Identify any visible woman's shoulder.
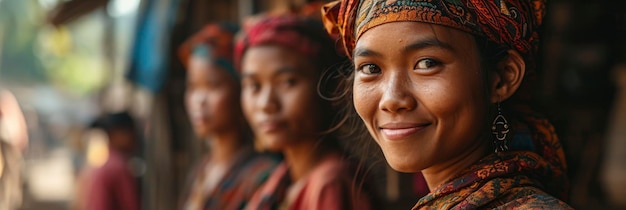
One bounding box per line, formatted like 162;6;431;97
308;153;352;183
297;153;373;210
494;186;573;210
303;153;371;198
225;152;281;193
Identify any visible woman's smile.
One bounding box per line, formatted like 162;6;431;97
379;122;431;141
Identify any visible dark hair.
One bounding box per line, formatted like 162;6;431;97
90;111;136;135
319;59;383;167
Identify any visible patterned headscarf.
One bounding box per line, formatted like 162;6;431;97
234;15;341;72
178;23;239;79
322;0;545;61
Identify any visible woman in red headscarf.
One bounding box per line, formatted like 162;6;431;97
235;15;374;210
322;0;572;209
178;23;279;210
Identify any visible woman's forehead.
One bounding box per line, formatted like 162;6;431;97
355;22;476;56
241;45;316;76
188;57;230;78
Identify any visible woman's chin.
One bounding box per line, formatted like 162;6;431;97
388;162;421;173
262;145;283;152
256;136;288;152
193;123;215;137
193;129;208;139
382;151;424;173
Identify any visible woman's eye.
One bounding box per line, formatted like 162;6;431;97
284;78;297;86
415;58;441;69
207;80;221;88
242;81;260;92
358;64;381;74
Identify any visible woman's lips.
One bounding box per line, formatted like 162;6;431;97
191;114;209;125
257;120;287;133
379;122;430;141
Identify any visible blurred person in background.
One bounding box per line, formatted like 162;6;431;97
236;14;374;210
82;111;140;210
0;89;27;209
177;23;279;210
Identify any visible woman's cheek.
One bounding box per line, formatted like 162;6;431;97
353;81;380;124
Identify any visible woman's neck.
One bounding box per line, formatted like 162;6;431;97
283;136;332;181
206;129;248;164
421;136;489;191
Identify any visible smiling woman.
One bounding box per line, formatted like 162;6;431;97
323;0;573;209
352;22;488;176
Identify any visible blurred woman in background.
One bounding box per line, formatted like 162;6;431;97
178;23;279;210
236;14;374;210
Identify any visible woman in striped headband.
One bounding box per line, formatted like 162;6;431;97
322;0;572;209
178;23;280;210
235;15;375;210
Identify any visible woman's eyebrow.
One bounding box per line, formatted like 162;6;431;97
274;67;296;76
353;37;455;58
402;37;455;54
240;67;298;80
240;72;255;79
353;47;382;58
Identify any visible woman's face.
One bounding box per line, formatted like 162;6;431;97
352;22;489;172
185;56;240;138
240;45;323;152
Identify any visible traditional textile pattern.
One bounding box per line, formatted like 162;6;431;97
412;110;570;209
181;152;279;210
178;23;239;78
322;0;545;63
234;15;340;71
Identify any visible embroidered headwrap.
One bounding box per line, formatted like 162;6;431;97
234;15;341;72
178;23;239;79
322;0;545;61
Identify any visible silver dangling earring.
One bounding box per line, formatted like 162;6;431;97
491;101;510;153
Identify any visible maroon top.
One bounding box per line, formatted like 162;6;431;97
86;149;139;210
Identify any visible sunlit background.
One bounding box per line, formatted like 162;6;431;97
1;0;141;208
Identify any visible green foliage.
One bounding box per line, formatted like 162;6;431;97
1;0;109;96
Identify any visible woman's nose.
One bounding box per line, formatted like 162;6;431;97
379;72;417;113
258;86;280;114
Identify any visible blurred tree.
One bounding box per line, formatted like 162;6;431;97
0;0;109;96
0;0;47;83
